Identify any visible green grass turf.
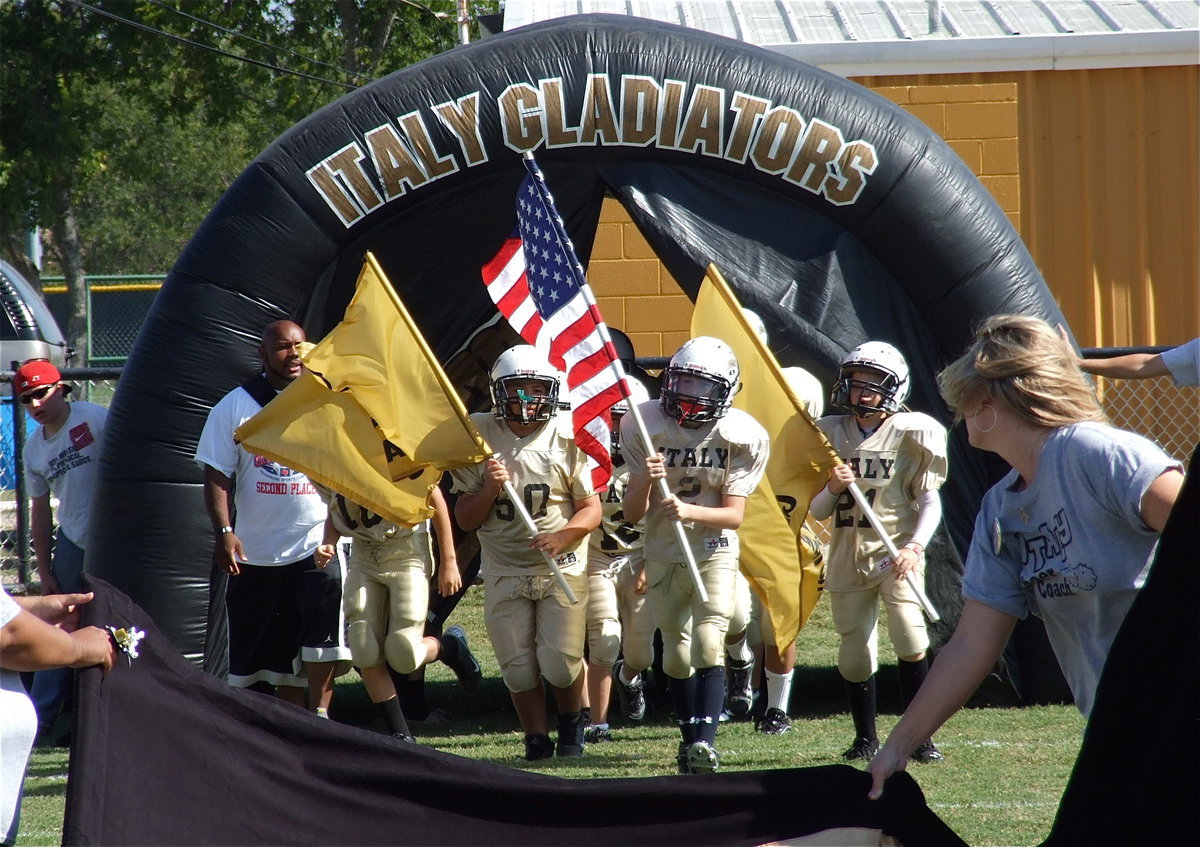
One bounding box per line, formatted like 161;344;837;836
17;588;1085;846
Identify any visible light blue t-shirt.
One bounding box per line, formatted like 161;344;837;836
962;422;1181;717
1161;338;1199;387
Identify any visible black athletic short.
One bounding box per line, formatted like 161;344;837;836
225;555;343;686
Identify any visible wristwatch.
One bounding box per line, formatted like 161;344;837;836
219;525;234;535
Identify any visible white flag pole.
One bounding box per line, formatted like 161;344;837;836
846;483;939;621
522;151;708;603
498;474;579;605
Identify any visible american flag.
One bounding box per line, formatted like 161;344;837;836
482;154;628;491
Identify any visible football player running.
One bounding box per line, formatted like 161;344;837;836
810;342;948;764
583;378;656;742
622;337;769;774
314;486;481;743
450;345;601;761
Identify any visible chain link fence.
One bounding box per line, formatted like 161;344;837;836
41;276;162;365
3;357;1197;594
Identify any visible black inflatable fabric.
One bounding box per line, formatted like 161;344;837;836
87;15;1066;670
65;576;967;846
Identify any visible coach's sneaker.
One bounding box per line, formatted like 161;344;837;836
726;658;754;717
556;710;586;757
685;740;720;774
911;739;944;763
524;733;554;761
440;625;483;694
842;736;880;762
612;659;647;721
755;707;792;736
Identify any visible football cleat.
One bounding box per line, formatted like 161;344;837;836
725;658;754;717
440;626;483;694
611;659;647;721
524;733;554;761
911;739;944;763
676;741;690;774
755;707;792;736
584;725;614;743
685;740;720;774
842;736;880;762
390;732;416;744
556;711;586;757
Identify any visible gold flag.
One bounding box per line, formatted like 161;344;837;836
302;253;490;468
236;253;492;526
236;372;444;526
690;265;840;649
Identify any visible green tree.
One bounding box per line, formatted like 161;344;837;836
1;0;481;360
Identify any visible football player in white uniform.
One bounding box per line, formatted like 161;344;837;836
810;342;948;764
582;378;655;742
622;337;769;774
314;487;481;743
450;346;601;761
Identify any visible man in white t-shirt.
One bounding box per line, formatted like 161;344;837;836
195;321;349;715
17;359;108;741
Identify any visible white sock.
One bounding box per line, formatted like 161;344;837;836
765;668;794;712
725;636;753;665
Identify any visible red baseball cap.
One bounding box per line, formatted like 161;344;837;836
15;360;62;395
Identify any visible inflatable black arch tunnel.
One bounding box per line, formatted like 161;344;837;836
90;14;1066;669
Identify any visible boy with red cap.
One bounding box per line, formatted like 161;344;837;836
15;359;109;741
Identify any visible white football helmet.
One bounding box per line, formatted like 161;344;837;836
782;365;825;419
610;376;651;455
660;336;740;425
490;345;562;424
831;341;910;417
741;308;769;345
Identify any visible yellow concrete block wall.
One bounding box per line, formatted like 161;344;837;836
586;82;1020;359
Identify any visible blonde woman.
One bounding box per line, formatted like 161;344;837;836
868;315;1184;800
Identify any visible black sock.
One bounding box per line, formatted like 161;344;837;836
897;658;930;710
377;696;412;738
557;710;584;748
843;675;878;741
669;674;698;744
695;666;725;745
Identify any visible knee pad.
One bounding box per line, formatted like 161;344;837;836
837;634;878;682
537;643;583;690
347;619;383;669
383;627;426;676
660;632;694;680
693;616;730;670
587;617;622;668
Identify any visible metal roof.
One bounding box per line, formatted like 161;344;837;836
499;1;1200;75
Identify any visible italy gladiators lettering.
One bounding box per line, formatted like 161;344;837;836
306;73;879;227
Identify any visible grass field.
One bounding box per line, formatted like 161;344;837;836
15;587;1086;847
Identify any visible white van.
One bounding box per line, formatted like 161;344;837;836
0;259;73;369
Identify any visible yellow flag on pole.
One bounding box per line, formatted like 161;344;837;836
236;372;444;526
236;253;491;526
301;253;491;467
690;265;840;649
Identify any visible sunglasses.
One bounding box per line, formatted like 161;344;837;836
18;385;57;405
